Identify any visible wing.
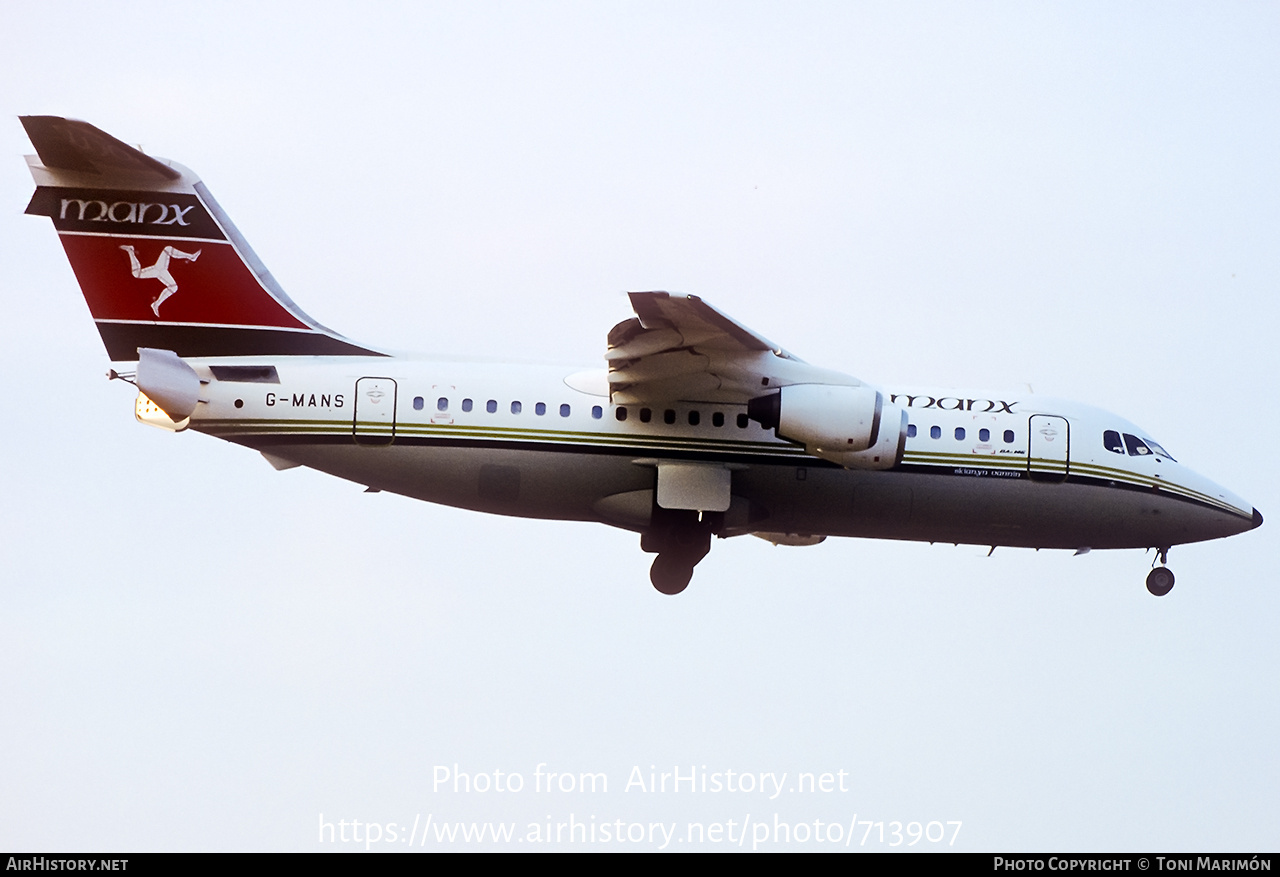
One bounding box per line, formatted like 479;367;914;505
606;291;853;405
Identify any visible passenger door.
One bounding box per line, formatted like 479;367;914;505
353;377;397;445
1027;415;1069;482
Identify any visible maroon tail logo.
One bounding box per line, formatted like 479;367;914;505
120;244;202;316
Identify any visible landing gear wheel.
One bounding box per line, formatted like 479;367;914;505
650;554;694;595
1146;566;1175;597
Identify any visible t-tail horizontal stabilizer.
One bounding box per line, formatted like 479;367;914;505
21;116;383;361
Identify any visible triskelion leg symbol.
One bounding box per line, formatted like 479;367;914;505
120;244;202;316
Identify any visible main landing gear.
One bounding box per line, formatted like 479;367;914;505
1146;547;1175;597
642;508;717;595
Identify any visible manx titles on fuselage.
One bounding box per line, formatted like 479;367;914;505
20;115;1261;595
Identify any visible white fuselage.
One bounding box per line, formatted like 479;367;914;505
178;355;1257;553
21;115;1260;596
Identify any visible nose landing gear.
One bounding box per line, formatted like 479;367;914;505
1146;547;1175;597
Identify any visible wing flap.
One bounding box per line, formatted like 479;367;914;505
604;322;685;361
607;291;819;404
608;349;711;384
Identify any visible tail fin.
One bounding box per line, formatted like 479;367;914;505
21;116;382;361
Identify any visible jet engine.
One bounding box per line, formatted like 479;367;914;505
747;384;907;470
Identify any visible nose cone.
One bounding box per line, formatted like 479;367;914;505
1167;466;1260;544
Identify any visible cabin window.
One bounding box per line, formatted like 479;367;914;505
535;402;546;416
511;401;522;414
663;409;676;425
930;426;941;439
1103;430;1124;454
1003;430;1015;443
737;413;750;428
954;427;965;440
688;410;700;426
592;405;603;419
413;396;424;411
462;398;473;412
640;408;652;423
712;412;725;427
486;399;497;414
1123;433;1152;457
437;397;448;412
907;424;917;438
979;428;990;442
559;404;571;417
616;407;628;422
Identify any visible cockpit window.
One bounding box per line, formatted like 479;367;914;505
1103;430;1124;454
1143;439;1176;461
1123;433;1152;456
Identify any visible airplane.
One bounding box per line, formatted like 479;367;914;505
20;115;1263;597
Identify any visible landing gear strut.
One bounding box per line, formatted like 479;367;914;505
641;508;717;595
1146;547;1175;597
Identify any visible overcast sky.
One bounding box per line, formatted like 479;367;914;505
1;2;1277;851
